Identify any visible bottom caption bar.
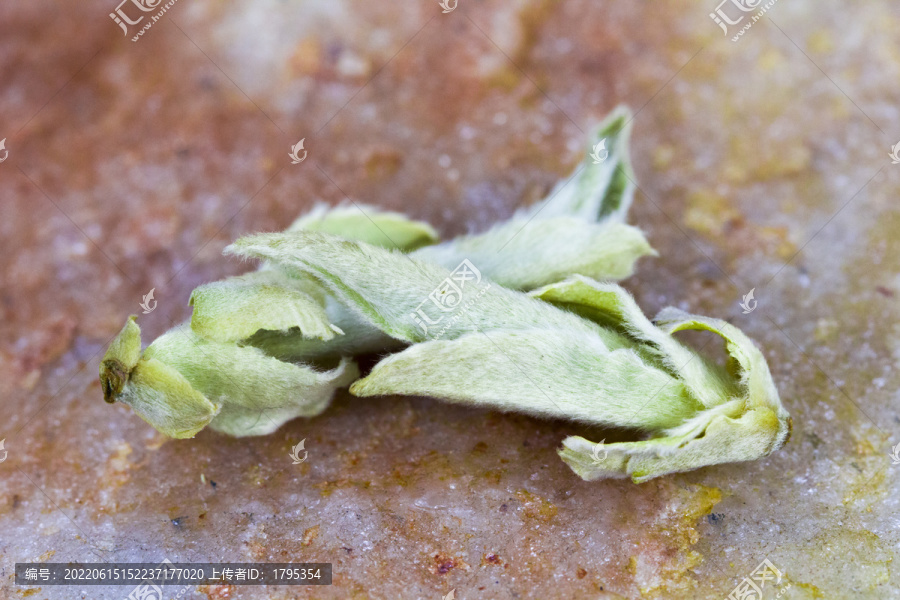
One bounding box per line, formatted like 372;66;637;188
15;563;332;586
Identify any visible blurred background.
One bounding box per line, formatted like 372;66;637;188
1;0;899;598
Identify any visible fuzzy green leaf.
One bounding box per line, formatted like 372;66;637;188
100;317;220;437
414;216;654;290
99;109;661;443
102;318;358;438
189;270;341;343
533;279;791;481
144;325;358;436
411;106;650;289
287;202;439;251
230;233;790;481
518;105;636;223
216;113;650;360
226;232;624;349
349;329;701;431
100;315;143;403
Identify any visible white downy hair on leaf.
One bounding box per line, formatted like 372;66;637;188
100;317;358;438
286;202;439;251
101;203;435;438
228;232;791;482
100;109;682;456
235;109;652;361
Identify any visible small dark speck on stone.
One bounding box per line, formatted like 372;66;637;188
876;286;895;298
707;513;724;524
171;517;186;527
499;504;508;513
209;480;217;488
342;547;353;554
806;433;823;449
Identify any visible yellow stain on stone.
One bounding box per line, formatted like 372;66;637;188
635;484;723;598
302;524;320;547
807;30;834;54
515;489;558;523
653;144;675;171
36;550;55;561
684;190;741;236
758;48;787;71
289;37;322;76
814;318;840;342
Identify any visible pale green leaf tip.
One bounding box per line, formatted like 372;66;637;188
100;317;220;438
550;294;792;482
125;356;221;439
207;355;359;437
100;315;142;404
188;274;338;343
286;202;439;251
344;265;788;482
559;409;792;483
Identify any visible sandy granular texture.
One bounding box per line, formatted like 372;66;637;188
1;0;898;598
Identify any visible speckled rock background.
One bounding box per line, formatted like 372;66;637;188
1;0;899;598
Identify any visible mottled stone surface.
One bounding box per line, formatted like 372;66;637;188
1;0;899;598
